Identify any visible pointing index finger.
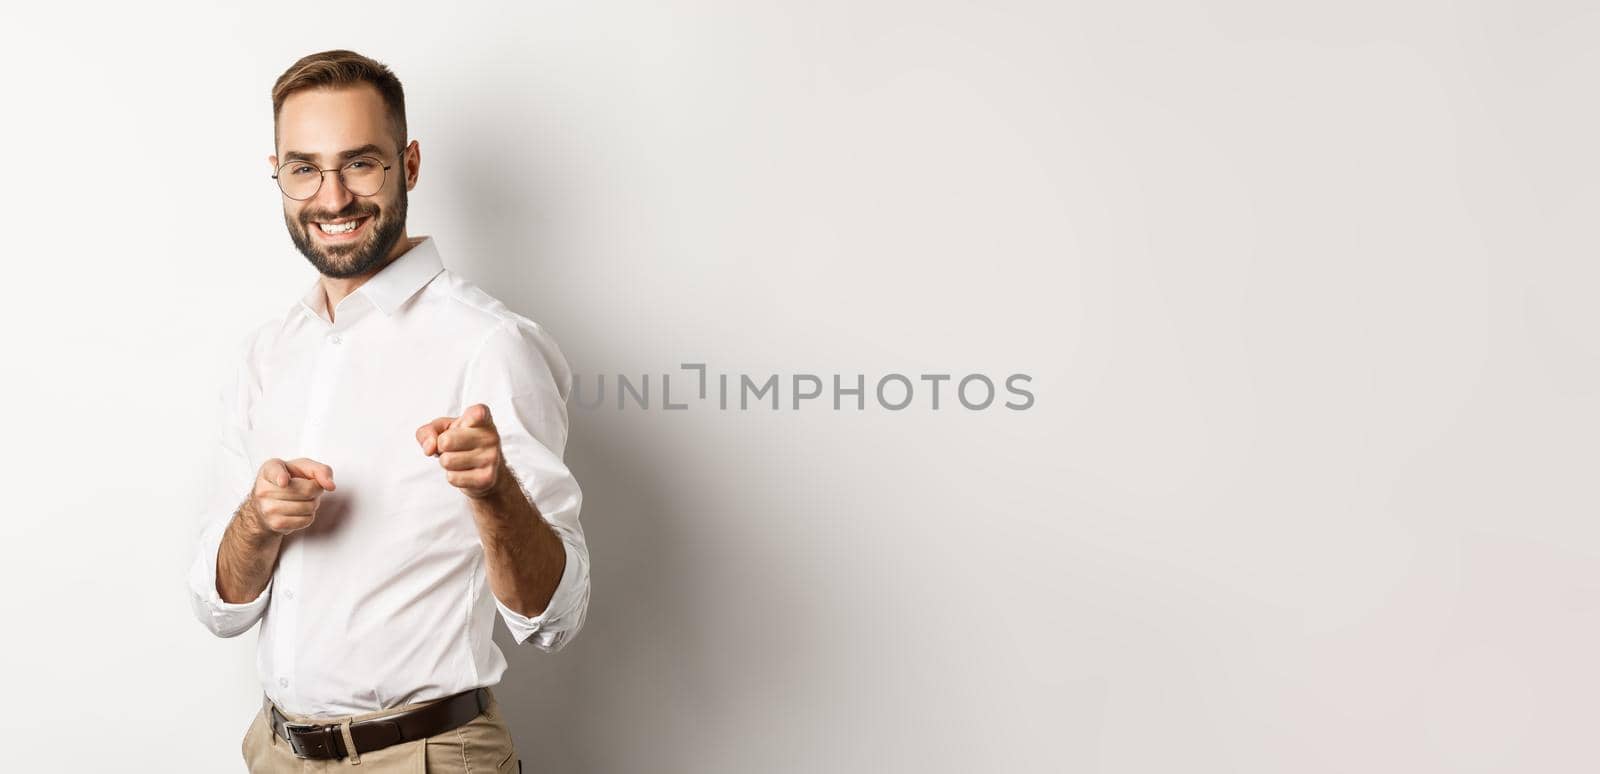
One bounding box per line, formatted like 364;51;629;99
417;416;454;456
286;458;336;491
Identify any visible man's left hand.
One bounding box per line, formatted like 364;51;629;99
416;403;505;499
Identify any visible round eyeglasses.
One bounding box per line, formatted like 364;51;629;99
272;151;401;201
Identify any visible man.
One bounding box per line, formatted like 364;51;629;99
185;49;590;774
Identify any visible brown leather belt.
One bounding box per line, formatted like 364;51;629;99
265;687;488;760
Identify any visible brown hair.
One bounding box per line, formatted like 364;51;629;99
271;49;407;155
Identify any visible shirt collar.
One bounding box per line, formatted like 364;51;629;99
295;235;445;321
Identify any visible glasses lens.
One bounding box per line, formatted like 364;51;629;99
341;157;386;197
277;161;322;200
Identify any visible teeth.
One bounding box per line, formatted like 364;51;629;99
318;219;362;234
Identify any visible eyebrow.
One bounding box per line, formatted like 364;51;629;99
281;144;386;163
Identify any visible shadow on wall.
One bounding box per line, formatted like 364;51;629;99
445;134;716;773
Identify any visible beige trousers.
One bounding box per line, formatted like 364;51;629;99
240;687;521;773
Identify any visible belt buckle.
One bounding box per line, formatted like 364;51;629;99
283;721;323;759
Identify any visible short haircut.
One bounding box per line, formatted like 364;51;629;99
271;49;407;156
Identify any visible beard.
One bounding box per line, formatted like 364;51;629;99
285;188;408;279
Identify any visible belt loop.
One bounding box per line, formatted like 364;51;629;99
339;716;362;765
262;695;279;749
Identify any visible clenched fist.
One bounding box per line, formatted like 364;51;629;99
416;403;505;499
244;457;336;537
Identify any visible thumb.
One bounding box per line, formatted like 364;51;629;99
262;458;290;489
460;403;493;429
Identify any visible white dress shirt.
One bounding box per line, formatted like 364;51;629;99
186;235;590;718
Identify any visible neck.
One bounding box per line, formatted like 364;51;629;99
320;229;411;321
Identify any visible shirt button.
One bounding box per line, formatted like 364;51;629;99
285;589;295;600
328;334;342;345
279;677;288;688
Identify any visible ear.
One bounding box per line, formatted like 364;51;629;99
267;153;278;170
404;140;420;191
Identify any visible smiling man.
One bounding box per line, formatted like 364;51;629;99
185;50;590;774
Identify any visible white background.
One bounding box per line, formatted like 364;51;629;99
1;2;1593;772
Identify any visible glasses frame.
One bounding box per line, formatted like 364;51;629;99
271;148;406;201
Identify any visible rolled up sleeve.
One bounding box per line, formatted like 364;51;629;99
186;326;271;638
465;318;592;652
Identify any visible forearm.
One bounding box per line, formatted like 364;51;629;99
471;461;567;617
216;497;284;604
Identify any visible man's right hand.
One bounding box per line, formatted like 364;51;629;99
242;457;336;537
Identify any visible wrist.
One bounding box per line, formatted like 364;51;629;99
466;458;518;505
236;498;282;546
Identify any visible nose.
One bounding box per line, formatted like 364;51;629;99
309;168;355;217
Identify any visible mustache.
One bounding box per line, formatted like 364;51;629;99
302;205;378;224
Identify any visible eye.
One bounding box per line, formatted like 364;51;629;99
288;164;315;175
347;160;372;170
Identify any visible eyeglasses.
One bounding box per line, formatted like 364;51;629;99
272;149;403;201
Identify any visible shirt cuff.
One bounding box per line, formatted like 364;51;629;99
187;527;274;638
492;538;583;649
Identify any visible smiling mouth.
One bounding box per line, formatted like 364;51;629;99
310;215;371;239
